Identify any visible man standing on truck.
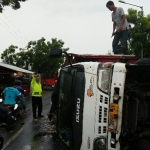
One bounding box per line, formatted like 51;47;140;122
106;1;129;55
31;73;44;120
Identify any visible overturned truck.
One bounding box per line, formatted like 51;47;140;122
49;49;150;150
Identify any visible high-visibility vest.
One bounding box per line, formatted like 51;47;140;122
31;76;42;97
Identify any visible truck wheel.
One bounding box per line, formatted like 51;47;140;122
135;58;150;65
0;135;4;150
130;139;150;150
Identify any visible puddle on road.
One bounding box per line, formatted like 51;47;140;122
31;132;68;150
31;118;68;150
23;144;31;150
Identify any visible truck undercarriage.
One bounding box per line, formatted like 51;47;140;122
120;65;150;150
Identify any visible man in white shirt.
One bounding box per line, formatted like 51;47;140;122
106;1;129;55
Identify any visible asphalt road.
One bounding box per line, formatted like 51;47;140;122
1;91;68;150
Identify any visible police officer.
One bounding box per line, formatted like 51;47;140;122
31;73;44;120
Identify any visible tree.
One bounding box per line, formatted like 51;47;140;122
0;0;27;13
1;45;18;64
126;9;150;57
1;37;69;75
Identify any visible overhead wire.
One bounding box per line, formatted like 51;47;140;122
0;19;26;46
0;14;28;46
2;13;29;43
0;14;27;44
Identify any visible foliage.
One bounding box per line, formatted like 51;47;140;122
126;9;150;57
1;37;69;75
1;45;18;64
0;0;27;13
107;50;113;55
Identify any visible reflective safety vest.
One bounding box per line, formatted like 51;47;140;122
31;76;42;97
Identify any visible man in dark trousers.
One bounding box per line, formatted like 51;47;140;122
31;73;44;120
106;1;129;55
48;80;59;122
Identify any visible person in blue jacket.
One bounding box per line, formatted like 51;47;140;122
2;82;24;124
14;80;27;113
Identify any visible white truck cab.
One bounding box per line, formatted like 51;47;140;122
49;49;150;150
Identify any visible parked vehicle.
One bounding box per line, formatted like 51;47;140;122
3;103;18;118
0;98;18;130
0;63;33;97
41;78;57;90
49;49;150;150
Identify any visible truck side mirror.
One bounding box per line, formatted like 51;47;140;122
49;48;74;67
49;48;62;57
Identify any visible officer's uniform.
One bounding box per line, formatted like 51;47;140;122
31;75;43;119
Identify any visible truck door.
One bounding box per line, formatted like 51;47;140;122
57;65;85;150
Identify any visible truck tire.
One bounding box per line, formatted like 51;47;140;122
0;135;4;150
130;139;150;150
135;58;150;65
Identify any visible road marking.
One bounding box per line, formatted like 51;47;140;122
2;119;32;150
2;96;51;149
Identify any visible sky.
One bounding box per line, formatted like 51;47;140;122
0;0;149;56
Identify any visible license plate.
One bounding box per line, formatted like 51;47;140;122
108;103;118;132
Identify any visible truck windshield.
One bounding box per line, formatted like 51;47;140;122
57;65;85;149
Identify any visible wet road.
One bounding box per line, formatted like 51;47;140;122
1;91;68;150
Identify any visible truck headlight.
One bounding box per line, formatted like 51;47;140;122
94;137;106;150
98;69;110;94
